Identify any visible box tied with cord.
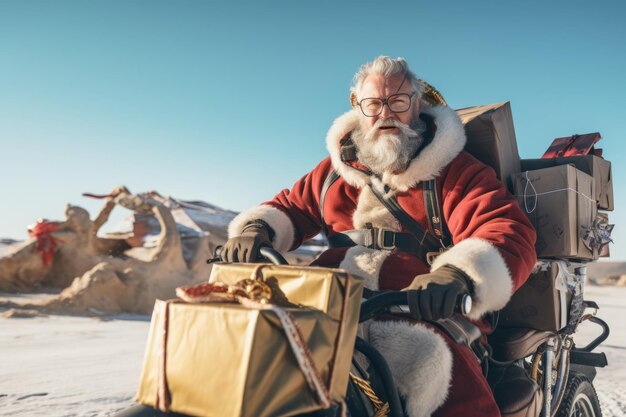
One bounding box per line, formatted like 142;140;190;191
513;165;600;260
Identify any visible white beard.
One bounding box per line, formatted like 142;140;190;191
352;117;426;175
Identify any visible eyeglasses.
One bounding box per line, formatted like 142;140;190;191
356;92;416;117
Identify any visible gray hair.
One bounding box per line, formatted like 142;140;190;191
350;56;424;99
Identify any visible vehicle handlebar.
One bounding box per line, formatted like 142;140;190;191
360;291;472;322
209;246;473;321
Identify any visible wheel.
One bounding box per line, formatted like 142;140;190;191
555;372;602;417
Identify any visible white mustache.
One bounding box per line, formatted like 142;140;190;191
373;118;419;138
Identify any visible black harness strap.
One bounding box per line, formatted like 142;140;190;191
328;227;426;253
320;169;340;237
319;169;451;264
368;179;444;255
423;179;452;248
340;144;358;162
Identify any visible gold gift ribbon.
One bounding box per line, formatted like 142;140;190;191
156;301;171;412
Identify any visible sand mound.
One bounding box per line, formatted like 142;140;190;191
1;308;43;318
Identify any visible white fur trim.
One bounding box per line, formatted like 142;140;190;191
431;238;513;320
352;186;401;230
339;246;390;290
228;205;295;252
326;110;370;188
325;105;466;190
369;321;453;417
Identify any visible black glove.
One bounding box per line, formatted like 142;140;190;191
402;264;473;321
221;221;274;263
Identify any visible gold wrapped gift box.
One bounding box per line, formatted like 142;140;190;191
137;265;363;417
209;263;363;406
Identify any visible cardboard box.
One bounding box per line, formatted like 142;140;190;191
499;261;572;331
521;155;613;211
137;301;344;417
513;165;597;259
456;102;521;191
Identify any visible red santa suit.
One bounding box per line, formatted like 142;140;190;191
229;104;537;417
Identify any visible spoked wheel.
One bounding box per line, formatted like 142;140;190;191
555;372;602;417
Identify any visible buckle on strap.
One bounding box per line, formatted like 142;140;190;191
376;228;397;250
363;224;397;250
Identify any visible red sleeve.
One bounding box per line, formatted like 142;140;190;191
441;153;537;291
261;158;334;250
429;152;537;319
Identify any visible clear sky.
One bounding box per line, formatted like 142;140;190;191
1;1;624;260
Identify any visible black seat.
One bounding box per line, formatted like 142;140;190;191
489;327;554;362
487;362;543;417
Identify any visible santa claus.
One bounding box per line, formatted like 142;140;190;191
223;56;537;417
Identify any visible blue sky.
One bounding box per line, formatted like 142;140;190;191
1;1;624;260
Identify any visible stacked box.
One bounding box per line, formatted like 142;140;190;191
512;165;597;260
499;261;572;331
521;155;613;210
456;102;521;191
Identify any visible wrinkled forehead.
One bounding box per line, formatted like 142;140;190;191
357;73;411;99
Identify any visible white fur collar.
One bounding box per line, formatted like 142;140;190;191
325;105;467;191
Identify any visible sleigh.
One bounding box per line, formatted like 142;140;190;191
113;245;609;417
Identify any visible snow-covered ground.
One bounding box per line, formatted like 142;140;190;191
578;285;626;417
0;313;150;417
1;286;625;417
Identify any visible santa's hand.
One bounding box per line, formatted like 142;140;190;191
221;222;273;263
403;265;473;321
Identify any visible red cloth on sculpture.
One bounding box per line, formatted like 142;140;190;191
28;219;61;267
